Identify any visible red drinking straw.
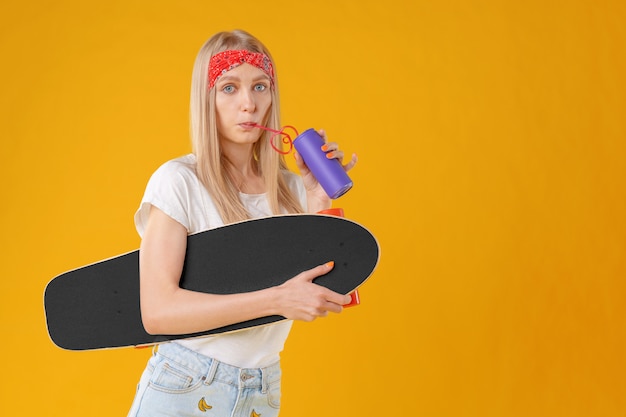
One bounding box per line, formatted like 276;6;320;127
253;124;298;155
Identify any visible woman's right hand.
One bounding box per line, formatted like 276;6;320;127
273;261;353;321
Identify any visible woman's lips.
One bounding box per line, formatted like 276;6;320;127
240;122;259;130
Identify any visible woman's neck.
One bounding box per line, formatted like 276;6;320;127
222;148;265;194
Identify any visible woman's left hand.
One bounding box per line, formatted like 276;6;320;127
294;129;357;212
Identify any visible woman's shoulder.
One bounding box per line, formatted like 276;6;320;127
281;169;305;189
280;169;306;207
280;168;302;183
155;154;197;174
149;154;198;182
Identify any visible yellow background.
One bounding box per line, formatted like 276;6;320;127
1;0;625;416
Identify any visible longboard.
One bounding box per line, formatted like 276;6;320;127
44;214;379;351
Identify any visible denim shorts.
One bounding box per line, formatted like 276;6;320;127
127;342;282;417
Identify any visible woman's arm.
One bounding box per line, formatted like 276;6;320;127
139;206;351;335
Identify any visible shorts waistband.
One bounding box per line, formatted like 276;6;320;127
155;342;281;390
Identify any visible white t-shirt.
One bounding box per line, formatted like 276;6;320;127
135;154;307;368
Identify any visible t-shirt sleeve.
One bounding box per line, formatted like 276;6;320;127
134;161;193;238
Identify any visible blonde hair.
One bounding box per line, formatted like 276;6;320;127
189;30;304;224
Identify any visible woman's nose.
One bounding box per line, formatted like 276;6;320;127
240;90;256;112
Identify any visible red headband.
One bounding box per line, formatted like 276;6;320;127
208;50;275;89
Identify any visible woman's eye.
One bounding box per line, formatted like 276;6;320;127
254;84;267;92
222;85;235;93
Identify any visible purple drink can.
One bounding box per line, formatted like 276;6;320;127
293;128;353;199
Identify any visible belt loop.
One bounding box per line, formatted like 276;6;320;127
261;366;268;394
204;358;219;386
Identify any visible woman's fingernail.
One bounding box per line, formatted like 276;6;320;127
321;144;329;152
325;261;335;269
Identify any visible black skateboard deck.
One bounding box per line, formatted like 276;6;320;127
44;214;379;351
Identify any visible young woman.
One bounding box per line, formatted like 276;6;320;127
127;30;357;417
